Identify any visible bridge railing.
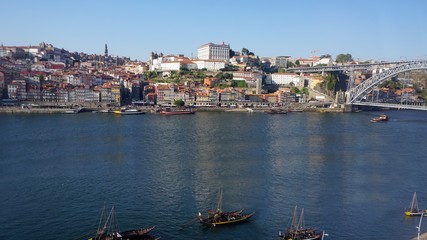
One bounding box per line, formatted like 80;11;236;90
353;102;427;111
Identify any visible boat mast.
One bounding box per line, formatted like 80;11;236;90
298;208;305;230
411;192;419;212
217;188;223;212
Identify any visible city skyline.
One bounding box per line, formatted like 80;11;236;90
1;0;426;61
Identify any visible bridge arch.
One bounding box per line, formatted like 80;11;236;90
347;60;427;103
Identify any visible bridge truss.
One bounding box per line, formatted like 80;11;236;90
347;60;427;104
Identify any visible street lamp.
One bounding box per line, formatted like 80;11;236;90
416;214;424;240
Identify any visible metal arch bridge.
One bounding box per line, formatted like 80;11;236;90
287;61;412;73
347;60;427;104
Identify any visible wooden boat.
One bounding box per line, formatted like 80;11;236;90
405;192;427;216
265;109;287;114
89;206;156;240
63;109;79;114
119;226;156;239
198;189;254;227
370;114;388;123
114;108;144;115
159;107;195;115
278;206;324;240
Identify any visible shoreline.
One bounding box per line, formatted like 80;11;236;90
0;106;345;114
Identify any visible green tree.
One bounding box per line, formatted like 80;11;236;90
336;53;353;63
241;48;254;56
143;71;158;80
287;61;296;68
301;87;309;95
320;54;332;59
174;99;185;107
291;86;300;94
295;60;300;66
233;80;247;88
325;73;337;91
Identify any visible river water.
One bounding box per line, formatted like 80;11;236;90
1;110;427;240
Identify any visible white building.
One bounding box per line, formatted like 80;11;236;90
193;60;226;71
266;73;302;86
150;55;197;71
197;42;230;61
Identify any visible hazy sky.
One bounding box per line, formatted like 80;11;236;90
1;0;426;61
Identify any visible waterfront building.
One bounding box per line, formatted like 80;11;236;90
27;87;41;102
7;80;27;99
111;85;121;105
197;42;230;61
155;83;177;104
0;71;4;99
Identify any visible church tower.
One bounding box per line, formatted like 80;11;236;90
104;44;108;57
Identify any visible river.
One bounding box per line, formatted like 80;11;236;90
1;110;427;239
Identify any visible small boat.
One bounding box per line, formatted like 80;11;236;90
89;206;157;240
63;109;80;114
98;109;114;113
114;108;144;115
159;107;195;115
370;114;388;123
405;192;427;216
278;206;324;240
198;189;254;227
265;109;287;114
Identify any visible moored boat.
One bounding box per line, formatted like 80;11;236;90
159;107;195;115
88;206;157;240
63;109;80;114
265;108;287;114
278;206;324;240
405;192;427;216
198;189;254;227
119;226;156;239
114;108;144;115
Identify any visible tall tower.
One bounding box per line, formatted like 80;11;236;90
104;44;108;57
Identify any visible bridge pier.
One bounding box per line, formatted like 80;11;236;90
344;104;353;113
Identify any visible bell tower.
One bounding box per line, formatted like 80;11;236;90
104;44;108;57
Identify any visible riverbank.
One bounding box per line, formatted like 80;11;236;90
0;106;345;114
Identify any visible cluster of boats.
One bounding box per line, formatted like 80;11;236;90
264;108;288;114
87;190;326;240
110;107;196;115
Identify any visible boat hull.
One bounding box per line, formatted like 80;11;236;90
114;110;145;115
405;210;427;216
199;212;254;227
159;111;194;115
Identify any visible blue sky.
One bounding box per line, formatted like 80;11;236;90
1;0;426;61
